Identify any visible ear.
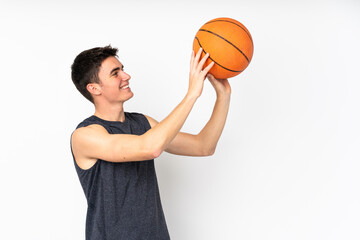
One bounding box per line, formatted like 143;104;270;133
86;83;101;97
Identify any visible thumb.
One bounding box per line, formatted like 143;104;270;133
207;73;216;82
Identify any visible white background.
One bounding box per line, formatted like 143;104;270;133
1;0;359;239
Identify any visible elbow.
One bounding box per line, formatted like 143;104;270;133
150;148;163;159
202;147;216;156
208;148;216;156
142;147;162;160
142;148;162;160
145;141;163;159
142;135;163;159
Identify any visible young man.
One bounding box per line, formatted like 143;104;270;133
70;45;231;239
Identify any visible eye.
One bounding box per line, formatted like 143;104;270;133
113;72;118;77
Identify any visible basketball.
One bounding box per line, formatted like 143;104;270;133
193;17;254;79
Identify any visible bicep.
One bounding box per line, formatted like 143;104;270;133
71;124;155;163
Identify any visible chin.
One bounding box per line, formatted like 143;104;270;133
124;92;134;101
129;91;134;98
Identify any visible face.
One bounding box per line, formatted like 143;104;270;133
93;56;133;103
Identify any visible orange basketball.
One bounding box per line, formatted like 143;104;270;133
193;17;254;79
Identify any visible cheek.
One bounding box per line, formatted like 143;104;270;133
102;82;119;93
111;79;122;88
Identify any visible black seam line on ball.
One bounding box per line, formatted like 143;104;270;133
199;28;250;63
195;37;243;73
204;19;253;44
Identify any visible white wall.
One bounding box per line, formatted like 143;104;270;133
1;0;359;239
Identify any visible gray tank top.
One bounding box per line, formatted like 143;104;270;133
70;112;170;240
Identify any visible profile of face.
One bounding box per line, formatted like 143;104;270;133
88;56;133;104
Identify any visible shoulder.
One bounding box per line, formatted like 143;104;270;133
75;115;101;129
126;112;158;128
72;124;108;146
73;115;108;137
71;124;108;170
126;112;146;120
142;114;159;128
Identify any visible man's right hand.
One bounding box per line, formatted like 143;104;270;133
187;48;214;99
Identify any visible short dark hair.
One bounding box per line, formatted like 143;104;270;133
71;45;118;103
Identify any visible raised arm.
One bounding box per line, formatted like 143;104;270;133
196;74;231;154
145;74;231;157
71;48;214;166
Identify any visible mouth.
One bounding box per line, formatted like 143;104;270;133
120;84;130;90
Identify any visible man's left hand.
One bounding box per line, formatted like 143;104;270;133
207;73;231;97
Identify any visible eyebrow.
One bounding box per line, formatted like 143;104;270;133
109;65;124;76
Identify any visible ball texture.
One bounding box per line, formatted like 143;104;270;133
193;17;254;79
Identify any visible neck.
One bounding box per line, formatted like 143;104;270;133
93;101;126;122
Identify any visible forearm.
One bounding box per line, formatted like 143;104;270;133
141;48;213;157
198;95;231;153
143;94;198;156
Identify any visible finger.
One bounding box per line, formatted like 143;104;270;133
194;47;203;64
190;50;194;63
206;73;216;81
196;52;210;72
207;75;217;88
190;50;195;69
201;61;215;76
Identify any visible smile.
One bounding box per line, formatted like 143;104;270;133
120;84;129;90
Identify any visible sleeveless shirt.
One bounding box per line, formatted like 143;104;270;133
70;112;170;240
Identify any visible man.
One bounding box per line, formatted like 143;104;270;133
70;45;231;239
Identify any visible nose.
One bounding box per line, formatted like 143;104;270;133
121;70;131;81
